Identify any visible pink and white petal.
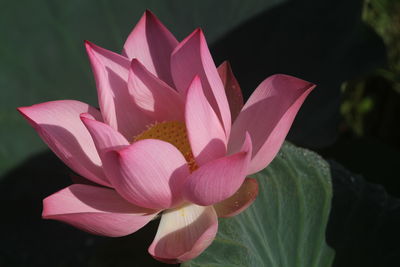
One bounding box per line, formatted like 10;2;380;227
228;74;315;175
85;41;151;138
148;204;218;263
17;100;109;187
128;59;184;122
217;61;244;122
103;139;190;210
80;113;129;161
213;177;258;218
183;133;252;206
171;29;231;137
185;76;227;166
122;10;178;86
43;184;158;237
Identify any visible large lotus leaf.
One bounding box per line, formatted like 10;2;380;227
0;0;286;177
182;142;335;267
4;141;400;266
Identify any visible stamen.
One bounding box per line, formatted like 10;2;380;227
134;121;198;171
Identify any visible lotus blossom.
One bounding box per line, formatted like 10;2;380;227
17;10;314;263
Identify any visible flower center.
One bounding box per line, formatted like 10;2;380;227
134;121;198;171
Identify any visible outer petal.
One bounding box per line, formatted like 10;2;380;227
217;61;244;122
43;184;158;237
128;59;184;122
122;10;178;86
213;177;258;218
183;133;252;206
171;29;231;137
229;74;315;175
80;113;129;160
85;41;151;138
148;204;218;263
104;139;190;210
185;76;227;166
17;100;109;186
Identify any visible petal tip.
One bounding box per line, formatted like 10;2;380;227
107;147;123;159
16;105;39;128
272;73;316;91
79;112;95;121
16;106;28;117
172;28;202;56
191;75;202;85
84;40;104;58
219;60;230;70
84;40;94;50
195;27;203;35
144;9;157;20
243;132;252;153
16;106;25;112
84;40;97;59
129;58;142;72
41;198;49;219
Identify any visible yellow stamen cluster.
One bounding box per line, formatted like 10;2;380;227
134;121;198;172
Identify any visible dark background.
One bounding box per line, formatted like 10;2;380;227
1;0;399;266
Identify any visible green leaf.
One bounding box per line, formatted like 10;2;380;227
182;142;335;267
0;0;286;177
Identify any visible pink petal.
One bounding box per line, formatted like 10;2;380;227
217;61;244;122
171;29;231;137
80;113;129;160
85;41;151;138
148;204;218;263
103;139;190;210
128;59;184;122
213;177;258;218
183;133;252;206
122;10;178;87
43;184;158;237
18;100;109;186
185;76;227;166
228;74;315;175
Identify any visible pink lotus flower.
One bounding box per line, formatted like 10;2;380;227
18;11;314;263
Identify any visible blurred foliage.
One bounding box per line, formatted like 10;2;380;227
341;81;374;136
340;0;400;145
363;0;400;85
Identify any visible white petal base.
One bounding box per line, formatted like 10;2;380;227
148;203;218;263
